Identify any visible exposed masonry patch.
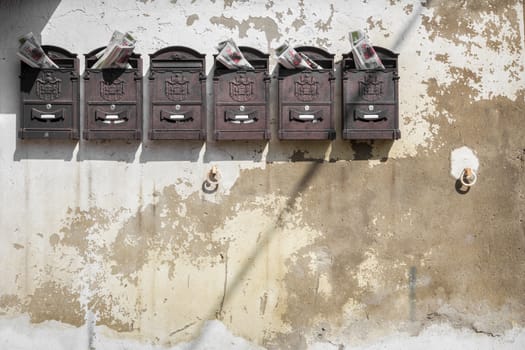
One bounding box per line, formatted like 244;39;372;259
420;1;524;99
291;0;306;32
315;4;335;32
367;17;390;37
186;14;199;26
0;294;20;314
27;281;84;327
403;4;414;15
209;15;281;50
422;0;522;50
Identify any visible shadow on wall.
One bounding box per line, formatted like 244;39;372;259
0;0;62;115
0;0;65;160
77;140;141;162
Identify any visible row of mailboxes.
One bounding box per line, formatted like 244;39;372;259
19;45;400;141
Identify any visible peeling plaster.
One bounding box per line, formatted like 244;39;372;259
186;14;199;26
209;15;281;51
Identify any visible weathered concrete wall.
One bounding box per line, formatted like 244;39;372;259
0;0;524;349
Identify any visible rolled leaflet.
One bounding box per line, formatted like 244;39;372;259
216;39;254;70
275;42;322;70
348;30;384;70
92;31;136;69
17;32;58;69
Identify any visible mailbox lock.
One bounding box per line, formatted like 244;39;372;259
239;105;245;112
175;104;181;111
304;105;310;111
368;105;374;111
46;104;52;110
110;104;116;111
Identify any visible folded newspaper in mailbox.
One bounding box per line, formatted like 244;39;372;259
216;39;254;70
17;32;58;69
275;42;322;70
92;31;136;69
349;30;384;70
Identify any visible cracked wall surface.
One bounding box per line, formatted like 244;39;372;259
0;0;524;349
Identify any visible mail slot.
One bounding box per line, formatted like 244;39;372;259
83;47;142;140
19;45;80;139
213;46;270;140
342;46;400;140
277;46;335;140
149;46;206;140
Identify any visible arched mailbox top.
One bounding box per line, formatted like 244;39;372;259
84;46;141;69
237;46;269;61
294;46;334;59
342;46;398;69
373;46;399;59
279;46;334;70
41;45;77;60
150;46;205;70
150;46;205;61
24;45;79;70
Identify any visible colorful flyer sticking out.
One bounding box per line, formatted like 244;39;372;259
17;32;58;69
275;42;322;70
216;39;254;70
349;30;385;70
92;30;137;69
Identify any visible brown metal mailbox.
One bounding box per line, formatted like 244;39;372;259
213;47;270;140
277;46;335;140
19;45;80;139
149;46;206;140
342;47;400;140
83;47;142;140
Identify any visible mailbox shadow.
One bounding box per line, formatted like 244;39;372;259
13;140;77;161
20;68;40;94
266;140;332;163
347;139;394;162
101;68;127;83
77;140;141;163
204;141;267;162
265;139;394;163
140;140;204;163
